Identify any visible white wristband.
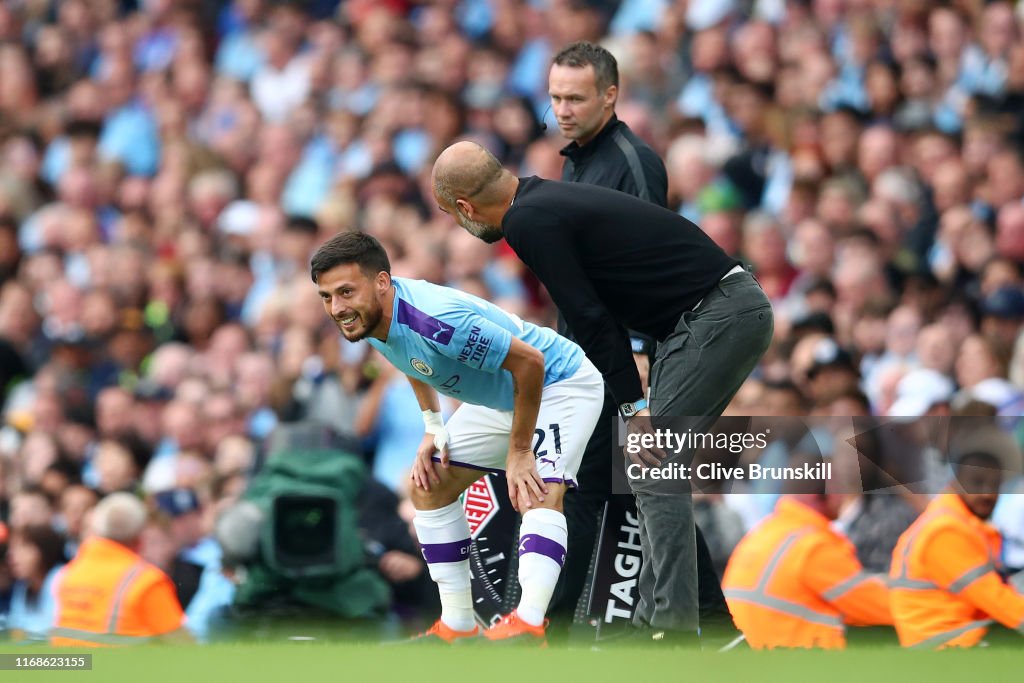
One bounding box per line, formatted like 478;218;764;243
422;410;448;451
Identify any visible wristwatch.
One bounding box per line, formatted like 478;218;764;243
619;398;648;417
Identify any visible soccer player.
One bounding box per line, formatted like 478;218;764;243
311;232;604;643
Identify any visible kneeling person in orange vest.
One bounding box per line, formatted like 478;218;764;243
890;448;1024;649
722;490;892;649
52;492;191;646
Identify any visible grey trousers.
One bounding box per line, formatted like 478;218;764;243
631;269;774;632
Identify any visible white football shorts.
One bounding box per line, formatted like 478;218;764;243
433;357;604;487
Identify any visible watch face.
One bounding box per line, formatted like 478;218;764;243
621;403;636;417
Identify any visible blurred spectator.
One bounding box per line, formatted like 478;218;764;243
890;437;1024;649
5;524;64;643
723;486;893;649
52;492;190;646
8;488;53;531
56;484;98;558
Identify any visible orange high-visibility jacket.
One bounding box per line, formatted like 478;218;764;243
722;498;892;649
51;537;185;647
889;493;1024;649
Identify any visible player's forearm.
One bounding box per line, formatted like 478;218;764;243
506;351;544;451
407;375;441;413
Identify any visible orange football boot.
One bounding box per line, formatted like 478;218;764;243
482;611;548;645
410;619;480;644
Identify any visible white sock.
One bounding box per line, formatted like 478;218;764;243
516;508;567;627
413;501;475;632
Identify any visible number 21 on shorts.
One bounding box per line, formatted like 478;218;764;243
532;423;562;457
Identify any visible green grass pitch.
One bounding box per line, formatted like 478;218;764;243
14;637;1024;683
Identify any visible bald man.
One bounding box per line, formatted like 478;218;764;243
432;142;774;643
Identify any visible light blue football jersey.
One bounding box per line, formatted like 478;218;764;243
366;277;584;411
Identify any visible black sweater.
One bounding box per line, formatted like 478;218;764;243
559;115;668;209
503;176;739;404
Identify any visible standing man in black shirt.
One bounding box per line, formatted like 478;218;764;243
550;42;667;205
546;41;734;639
431;141;774;643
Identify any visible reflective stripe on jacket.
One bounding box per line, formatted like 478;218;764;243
52;537;185;647
723;498;892;649
889;493;1024;649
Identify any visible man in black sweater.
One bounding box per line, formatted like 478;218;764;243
431;142;774;643
547;41;734;638
551;42;667;204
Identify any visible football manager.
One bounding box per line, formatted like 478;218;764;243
431;141;774;642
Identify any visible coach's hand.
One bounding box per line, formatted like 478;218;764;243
624;408;667;469
411;433;448;491
506;447;547;513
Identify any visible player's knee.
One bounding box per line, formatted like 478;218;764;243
534;483;567;512
409;481;461;510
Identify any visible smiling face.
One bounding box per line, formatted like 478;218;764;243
316;263;391;342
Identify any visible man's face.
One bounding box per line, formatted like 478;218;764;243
316;263;388;341
955;457;1004;520
548;63;614;146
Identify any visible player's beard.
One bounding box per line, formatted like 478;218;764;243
335;300;383;341
457;208;503;244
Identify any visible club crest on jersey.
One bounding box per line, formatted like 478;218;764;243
411;358;434;376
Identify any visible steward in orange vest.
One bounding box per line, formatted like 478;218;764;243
723;494;892;649
51;493;189;647
890;449;1024;648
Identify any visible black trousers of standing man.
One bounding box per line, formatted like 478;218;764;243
631;268;773;636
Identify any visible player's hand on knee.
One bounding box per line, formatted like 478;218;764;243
505;446;547;513
624;408;666;468
411;434;443;491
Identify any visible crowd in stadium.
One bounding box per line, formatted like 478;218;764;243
2;0;1024;648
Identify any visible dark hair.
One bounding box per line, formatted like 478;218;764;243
826;386;872;414
551;41;619;91
762;379;807;405
805;278;837;300
65;119;102;140
733;77;776;102
310;232;391;283
286;215;320;235
10;524;65;595
954;450;1002;472
15;485;54;507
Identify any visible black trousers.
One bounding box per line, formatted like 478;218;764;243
631;270;773;632
548;389;733;624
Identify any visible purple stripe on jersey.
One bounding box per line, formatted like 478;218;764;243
397;299;455;345
543;477;578;489
517;534;566;566
421;538;472;564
